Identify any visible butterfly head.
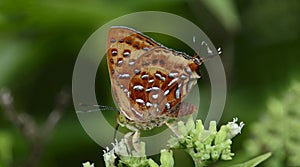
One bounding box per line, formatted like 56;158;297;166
192;56;203;66
187;54;203;75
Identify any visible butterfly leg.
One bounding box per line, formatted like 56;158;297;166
132;130;141;155
166;122;183;139
124;131;134;153
123;124;142;155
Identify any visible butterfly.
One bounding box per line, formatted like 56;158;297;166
106;26;204;132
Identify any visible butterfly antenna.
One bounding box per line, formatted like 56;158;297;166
192;35;201;58
114;123;120;141
92;105;118;111
200;41;222;62
76;103;118;114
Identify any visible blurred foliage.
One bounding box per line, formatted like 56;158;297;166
245;81;300;167
0;132;12;167
0;0;299;166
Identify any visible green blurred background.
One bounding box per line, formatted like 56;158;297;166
0;0;299;166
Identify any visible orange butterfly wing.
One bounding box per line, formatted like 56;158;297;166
106;26;200;124
128;47;200;120
106;26;160;121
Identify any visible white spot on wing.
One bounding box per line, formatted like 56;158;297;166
168;78;179;87
146;86;160;92
118;74;130;79
136;99;145;105
129;61;135;66
141;74;149;79
117;60;123;66
133;85;144;90
163;90;170;96
152;94;159;99
165;102;170;110
155;73;165;81
148;79;154;83
155;73;161;77
112;50;117;55
123;51;130;57
175;87;181;99
134;69;140;74
168;72;178;78
142;47;150;51
146;102;152;107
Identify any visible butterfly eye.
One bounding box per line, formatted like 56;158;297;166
193;57;201;65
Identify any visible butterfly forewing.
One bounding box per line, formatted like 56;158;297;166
106;26;160;121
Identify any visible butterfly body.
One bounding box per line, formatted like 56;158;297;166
106;26;202;130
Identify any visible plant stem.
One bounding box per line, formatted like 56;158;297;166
192;156;205;167
187;149;206;167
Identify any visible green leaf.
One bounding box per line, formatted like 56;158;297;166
201;0;240;32
231;152;272;167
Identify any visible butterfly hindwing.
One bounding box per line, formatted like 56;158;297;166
129;47;200;119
